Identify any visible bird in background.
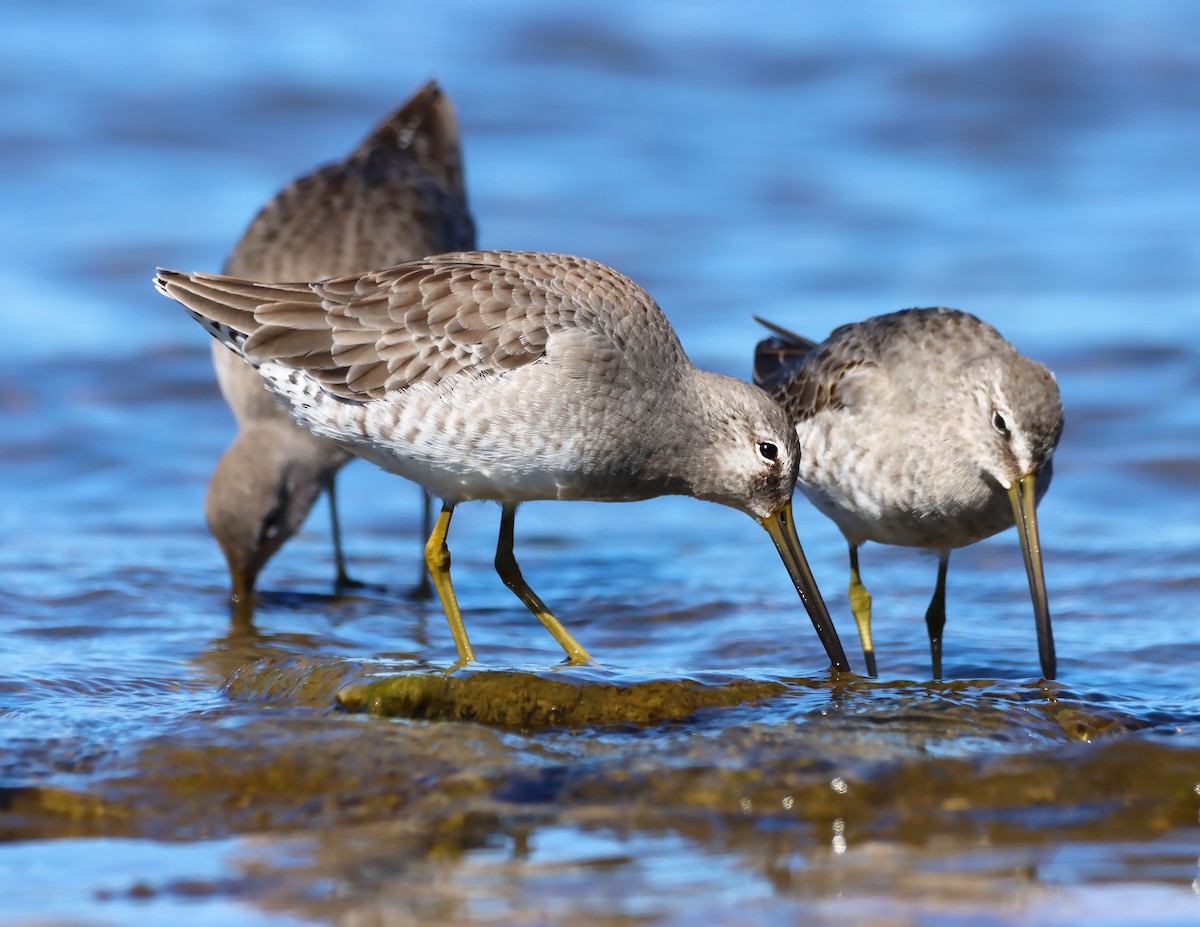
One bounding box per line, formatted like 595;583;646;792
754;308;1062;679
206;79;476;607
157;251;850;672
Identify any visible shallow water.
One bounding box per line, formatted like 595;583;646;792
4;2;1200;924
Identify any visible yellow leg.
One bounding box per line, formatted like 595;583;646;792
424;502;475;665
495;504;592;665
848;544;877;677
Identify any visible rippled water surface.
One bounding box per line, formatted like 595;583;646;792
4;2;1200;924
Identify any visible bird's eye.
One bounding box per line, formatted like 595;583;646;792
259;479;293;544
260;504;285;542
992;411;1009;435
758;442;779;462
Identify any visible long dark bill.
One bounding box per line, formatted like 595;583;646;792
760;502;851;672
1009;473;1056;679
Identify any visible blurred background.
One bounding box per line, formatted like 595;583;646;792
3;1;1199;924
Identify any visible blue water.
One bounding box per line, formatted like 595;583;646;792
3;1;1200;924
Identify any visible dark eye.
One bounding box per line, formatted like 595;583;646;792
260;503;285;542
758;442;779;462
259;478;293;545
992;412;1009;435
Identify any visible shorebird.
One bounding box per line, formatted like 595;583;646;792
754;309;1062;679
207;80;475;604
157;251;850;671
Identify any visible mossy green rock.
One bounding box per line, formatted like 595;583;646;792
336;670;788;729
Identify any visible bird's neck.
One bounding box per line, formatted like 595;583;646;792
626;366;726;498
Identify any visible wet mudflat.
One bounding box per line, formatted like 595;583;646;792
4;1;1200;924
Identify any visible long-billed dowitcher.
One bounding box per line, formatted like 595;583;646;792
156;251;850;671
208;80;475;604
754;309;1062;679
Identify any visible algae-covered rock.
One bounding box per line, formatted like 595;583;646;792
336;670;788;729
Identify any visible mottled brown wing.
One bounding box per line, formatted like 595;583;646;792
223;79;475;283
314;259;556;397
159;251;681;402
768;318;883;422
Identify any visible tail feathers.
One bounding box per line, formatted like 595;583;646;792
155;268;319;362
190;308;249;356
753;315;817;352
155;270;249;357
752;315;818;395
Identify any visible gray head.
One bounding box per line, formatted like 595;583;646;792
962;351;1063;492
680;372;802;520
204;424;334;603
670;371;850;671
961;348;1063;679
